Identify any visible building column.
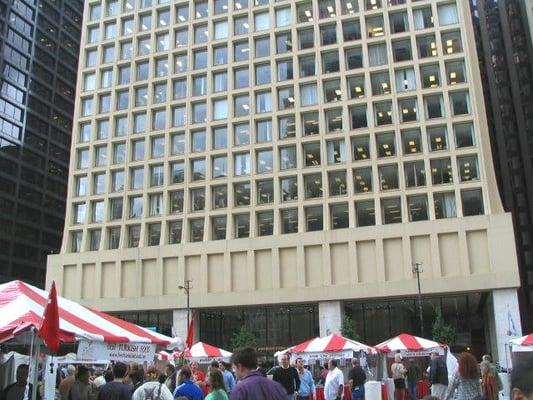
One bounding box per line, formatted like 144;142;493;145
319;301;342;337
172;309;199;345
489;289;522;369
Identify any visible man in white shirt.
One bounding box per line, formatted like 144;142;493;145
324;359;344;400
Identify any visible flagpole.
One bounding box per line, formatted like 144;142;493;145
30;337;39;400
23;328;40;400
23;329;34;400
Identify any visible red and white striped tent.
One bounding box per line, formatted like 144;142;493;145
156;350;179;361
0;280;181;348
510;333;533;352
157;342;232;363
375;333;446;357
275;334;376;362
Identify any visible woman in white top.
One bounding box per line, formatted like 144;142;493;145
391;353;407;400
132;368;174;400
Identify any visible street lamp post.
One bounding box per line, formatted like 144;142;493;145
178;280;192;331
412;262;424;337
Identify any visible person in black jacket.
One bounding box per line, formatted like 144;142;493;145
348;358;367;400
0;364;34;400
272;354;300;399
429;351;448;400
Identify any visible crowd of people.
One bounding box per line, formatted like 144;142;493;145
389;351;533;400
1;347;532;400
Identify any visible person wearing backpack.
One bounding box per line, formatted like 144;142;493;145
132;368;173;400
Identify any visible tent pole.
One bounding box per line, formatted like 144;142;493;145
23;329;34;400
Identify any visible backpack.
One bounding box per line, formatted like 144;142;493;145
143;383;162;400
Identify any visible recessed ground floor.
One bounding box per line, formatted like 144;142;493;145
112;289;522;366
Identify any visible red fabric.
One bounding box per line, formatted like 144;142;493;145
382;383;389;400
375;333;445;353
326;335;347;352
292;338;315;353
197;342;222;356
522;333;533;345
186;314;195;349
179;342;230;358
38;281;60;352
0;280;176;346
417;380;430;398
398;334;423;351
192;369;207;396
289;334;374;354
18;281;131;343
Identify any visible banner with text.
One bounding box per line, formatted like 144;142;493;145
77;341;156;363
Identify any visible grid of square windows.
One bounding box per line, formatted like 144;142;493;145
69;0;485;251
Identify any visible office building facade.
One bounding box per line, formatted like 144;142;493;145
48;0;522;362
470;0;533;333
0;0;83;286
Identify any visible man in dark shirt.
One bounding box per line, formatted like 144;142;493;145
0;364;33;400
348;358;366;400
97;362;132;400
272;354;300;400
429;351;448;399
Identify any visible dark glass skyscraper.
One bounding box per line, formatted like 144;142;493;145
0;0;82;286
470;0;533;331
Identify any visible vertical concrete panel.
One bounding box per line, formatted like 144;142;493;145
384;238;403;281
121;260;137;298
185;256;201;292
319;301;342;336
438;233;461;277
255;249;272;290
304;245;323;287
207;253;224;293
279;247;297;289
410;235;433;278
466;230;490;273
490;289;523;369
63;265;77;298
101;262;116;298
81;263;96;299
163;257;179;294
231;251;247;292
330;243;349;285
141;259;158;296
356;241;377;283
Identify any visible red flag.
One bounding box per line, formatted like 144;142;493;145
185;313;195;349
38;281;60;353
